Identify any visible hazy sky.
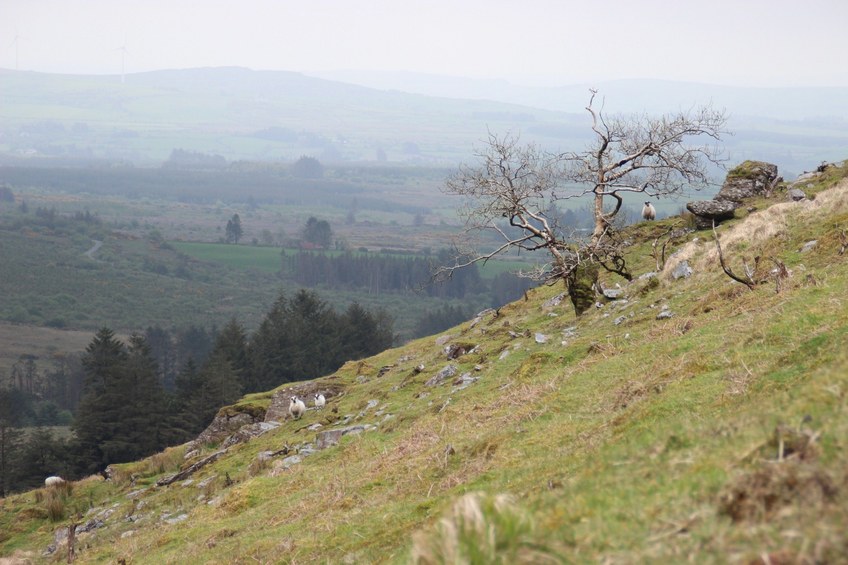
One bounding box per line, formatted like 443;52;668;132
2;0;847;87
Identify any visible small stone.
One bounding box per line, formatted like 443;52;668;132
800;240;817;253
671;261;693;280
425;364;458;387
535;333;549;344
788;188;807;201
613;316;627;326
164;513;189;525
498;350;510;361
656;310;674;320
602;288;623;299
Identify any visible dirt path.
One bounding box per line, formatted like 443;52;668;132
84;239;103;260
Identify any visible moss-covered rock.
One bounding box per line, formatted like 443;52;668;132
716;161;780;203
568;261;599;316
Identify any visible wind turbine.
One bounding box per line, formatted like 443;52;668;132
9;29;22;70
116;39;129;84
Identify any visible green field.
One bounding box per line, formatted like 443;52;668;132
171;241;538;279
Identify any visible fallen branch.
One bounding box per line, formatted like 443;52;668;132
156;448;228;486
712;220;756;290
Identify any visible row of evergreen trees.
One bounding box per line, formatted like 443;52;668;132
0;289;393;494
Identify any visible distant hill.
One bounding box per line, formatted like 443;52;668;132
309;71;848;120
2;67;847;171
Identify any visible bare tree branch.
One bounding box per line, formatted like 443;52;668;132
712;221;756;290
437;91;729;315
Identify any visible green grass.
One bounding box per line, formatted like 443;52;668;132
2;171;847;563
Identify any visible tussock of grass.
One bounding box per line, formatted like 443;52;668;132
410;493;563;564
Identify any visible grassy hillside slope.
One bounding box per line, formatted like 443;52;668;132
2;166;847;563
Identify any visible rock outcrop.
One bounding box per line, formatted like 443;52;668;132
685;200;738;230
686;160;780;230
715;161;780;203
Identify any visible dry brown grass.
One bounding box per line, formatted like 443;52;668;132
663;180;848;279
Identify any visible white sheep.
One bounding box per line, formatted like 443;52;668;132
44;476;65;487
314;393;326;409
642;202;656;221
289;396;306;420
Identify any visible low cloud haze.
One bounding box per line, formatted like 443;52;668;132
2;0;848;87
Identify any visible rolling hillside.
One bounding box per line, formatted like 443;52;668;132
1;164;847;563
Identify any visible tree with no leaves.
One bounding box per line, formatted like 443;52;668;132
441;90;728;315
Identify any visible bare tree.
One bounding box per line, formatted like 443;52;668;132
440;91;729;315
563;90;728;245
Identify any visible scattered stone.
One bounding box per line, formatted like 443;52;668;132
413;364;425;374
602;287;623;300
671;260;693;280
800;240;818;253
196;476;216;489
126;488;147;499
307;422;323;431
189;412;259;448
562;326;577;339
613;315;627;326
452;372;479;391
638;271;658;280
377;365;393;377
183;449;200;460
656;310;674;320
425;364;458;387
355;375;368;384
221;421;281;449
445;343;475;360
258;451;276;462
163;513;188;525
299;443;318;457
181;479;194;487
498;350;510;361
595;301;604;308
534;333;549;344
787;188;807;202
435;334;453;346
279;455;302;469
121;530;135;539
542;293;566;309
315;425;375;449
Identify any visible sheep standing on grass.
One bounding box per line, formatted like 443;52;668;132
289;396;306;420
44;476;65;487
314;393;326;409
642;202;657;221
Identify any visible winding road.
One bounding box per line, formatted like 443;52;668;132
83;239;103;260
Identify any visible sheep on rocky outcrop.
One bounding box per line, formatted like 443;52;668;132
314;393;326;409
642;202;656;221
289;396;306;420
44;476;65;487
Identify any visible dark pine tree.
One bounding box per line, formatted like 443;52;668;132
73;327;127;475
